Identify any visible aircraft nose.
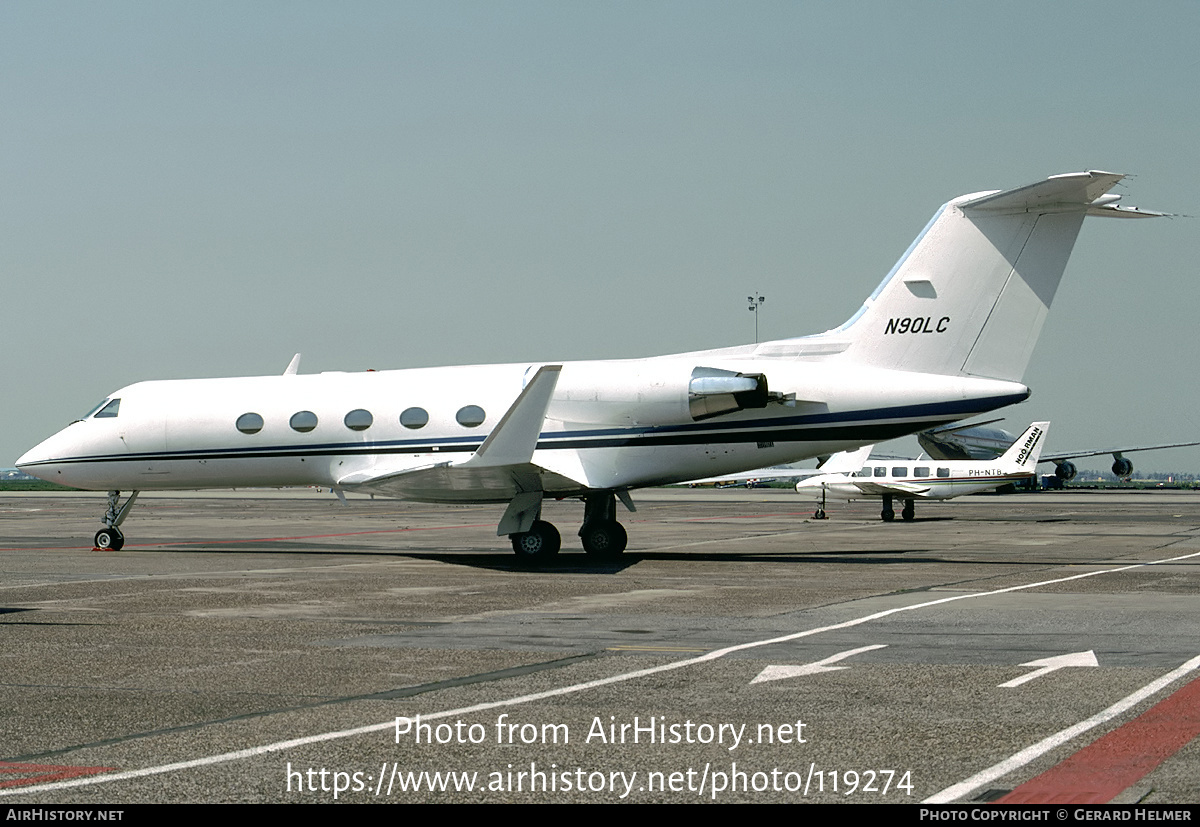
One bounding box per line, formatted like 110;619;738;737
16;427;77;481
17;438;56;477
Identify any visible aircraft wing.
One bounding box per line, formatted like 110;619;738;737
681;467;825;486
1041;441;1200;464
680;445;872;486
848;481;933;497
337;365;587;502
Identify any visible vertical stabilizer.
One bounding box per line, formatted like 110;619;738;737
836;172;1157;382
998;421;1050;472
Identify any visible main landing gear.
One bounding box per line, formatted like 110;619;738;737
507;491;630;563
510;520;561;561
879;494;915;523
94;490;139;551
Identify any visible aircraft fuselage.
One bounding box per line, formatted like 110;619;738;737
20;355;1028;499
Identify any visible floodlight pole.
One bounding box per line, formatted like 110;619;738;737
747;293;766;343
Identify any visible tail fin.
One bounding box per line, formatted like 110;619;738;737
998;422;1050;472
836;172;1159;382
817;444;872;474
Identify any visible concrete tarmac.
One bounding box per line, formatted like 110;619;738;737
1;487;1198;803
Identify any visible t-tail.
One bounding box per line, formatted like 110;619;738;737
826;171;1163;383
998;422;1051;473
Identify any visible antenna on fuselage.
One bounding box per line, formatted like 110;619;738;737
283;353;302;376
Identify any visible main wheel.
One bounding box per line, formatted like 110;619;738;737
510;520;561;562
94;527;124;551
881;508;895;522
901;504;915;522
580;519;627;559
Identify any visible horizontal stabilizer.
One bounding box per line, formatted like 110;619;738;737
960;171;1125;213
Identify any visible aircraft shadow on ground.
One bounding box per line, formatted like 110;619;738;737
96;543;1066;573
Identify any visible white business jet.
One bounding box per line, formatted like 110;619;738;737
17;172;1162;560
796;422;1049;522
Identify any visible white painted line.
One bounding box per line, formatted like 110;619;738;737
6;547;1200;798
998;650;1099;688
751;644;888;683
925;653;1200;804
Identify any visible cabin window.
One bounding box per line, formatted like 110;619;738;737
873;466;886;478
400;407;428;429
344;409;373;431
93;398;121;418
937;467;951;478
914;467;930;478
235;413;264;434
290;411;318;433
854;468;872;478
891;467;908;477
456;405;486;428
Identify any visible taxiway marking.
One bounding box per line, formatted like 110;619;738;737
996;673;1200;804
751;644;888;683
6;547;1200;798
998;650;1099;688
925;653;1200;803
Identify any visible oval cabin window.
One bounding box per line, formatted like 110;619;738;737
236;413;264;434
400;407;429;429
290;411;318;433
456;405;486;428
344;409;373;431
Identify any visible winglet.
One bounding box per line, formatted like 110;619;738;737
283;353;302;376
459;365;562;468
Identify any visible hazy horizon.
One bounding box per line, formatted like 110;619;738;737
5;2;1198;475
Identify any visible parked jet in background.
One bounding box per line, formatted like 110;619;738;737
17;172;1162;560
797;422;1050;521
919;421;1200;481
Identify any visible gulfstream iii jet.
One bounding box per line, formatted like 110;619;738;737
17;171;1162;560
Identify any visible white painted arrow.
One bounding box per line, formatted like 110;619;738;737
752;644;887;684
999;650;1099;688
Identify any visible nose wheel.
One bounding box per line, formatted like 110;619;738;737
93;490;139;550
94;527;125;551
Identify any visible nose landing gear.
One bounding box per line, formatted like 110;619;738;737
94;490;139;551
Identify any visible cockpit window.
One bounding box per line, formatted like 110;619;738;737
80;399;111;420
94;399;121;418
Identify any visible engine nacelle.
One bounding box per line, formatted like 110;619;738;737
548;362;772;426
1055;460;1078;481
1111;457;1134;478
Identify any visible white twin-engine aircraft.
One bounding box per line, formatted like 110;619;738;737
17;171;1161;560
796;421;1050;522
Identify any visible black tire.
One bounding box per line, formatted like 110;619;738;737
94;527;124;551
511;520;560;561
881;509;895;522
901;506;915;522
814;509;827;520
581;520;627;559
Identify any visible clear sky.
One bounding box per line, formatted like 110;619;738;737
3;1;1198;473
